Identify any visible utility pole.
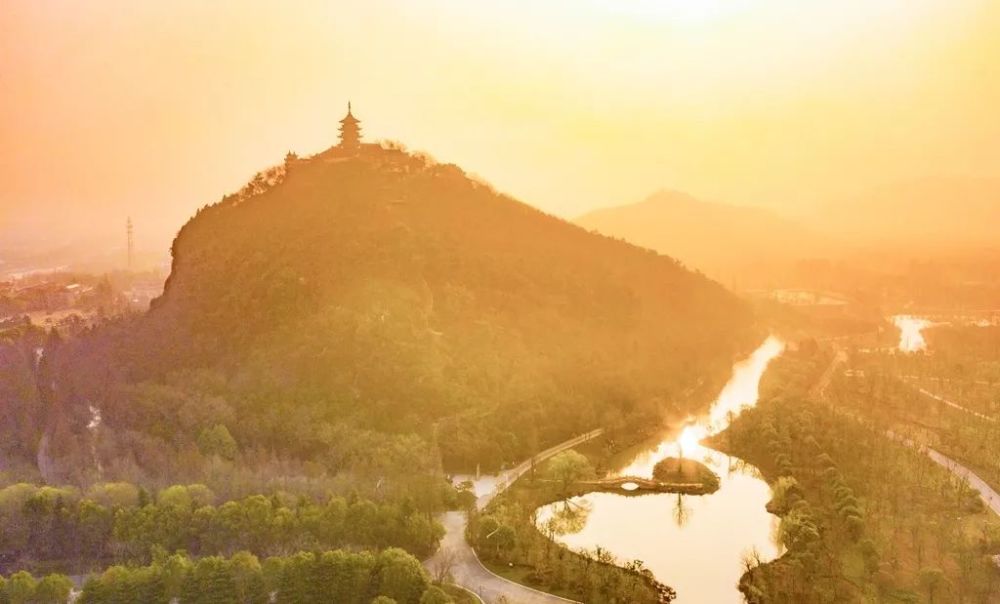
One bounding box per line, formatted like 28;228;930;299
126;217;134;271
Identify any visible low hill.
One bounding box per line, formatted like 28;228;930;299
21;145;757;487
576;190;828;284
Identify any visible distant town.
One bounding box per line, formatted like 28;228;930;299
0;266;166;336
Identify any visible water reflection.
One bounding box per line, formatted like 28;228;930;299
671;493;691;527
892;315;931;353
542;499;593;536
534;336;785;603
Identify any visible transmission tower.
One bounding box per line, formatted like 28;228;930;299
126;217;134;271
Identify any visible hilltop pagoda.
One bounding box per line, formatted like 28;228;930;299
338;102;362;152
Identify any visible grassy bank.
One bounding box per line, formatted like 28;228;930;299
469;435;675;603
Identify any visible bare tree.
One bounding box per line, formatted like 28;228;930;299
429;547;459;584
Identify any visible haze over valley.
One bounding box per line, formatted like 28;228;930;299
2;2;1000;603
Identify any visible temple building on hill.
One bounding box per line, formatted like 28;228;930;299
310;102;427;173
316;102;369;161
339;102;362;151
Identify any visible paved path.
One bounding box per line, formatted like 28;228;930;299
899;374;995;387
924;447;1000;515
885;428;1000;515
815;342;1000;570
907;382;996;423
809;347;847;400
821;347;1000;525
477;429;604;511
425;512;580;604
425;429;603;604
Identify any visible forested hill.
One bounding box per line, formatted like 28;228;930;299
48;147;758;481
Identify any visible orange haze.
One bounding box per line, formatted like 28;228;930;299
2;0;999;254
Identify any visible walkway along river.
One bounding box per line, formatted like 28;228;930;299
424;430;605;604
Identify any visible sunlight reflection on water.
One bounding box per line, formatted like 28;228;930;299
892;315;931;353
535;336;785;603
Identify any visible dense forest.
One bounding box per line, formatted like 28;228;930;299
0;547;450;604
77;547;443;604
0;481;442;573
720;348;1000;603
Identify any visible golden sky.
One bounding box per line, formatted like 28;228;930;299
2;0;999;250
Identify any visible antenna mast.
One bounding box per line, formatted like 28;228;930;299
126;217;134;271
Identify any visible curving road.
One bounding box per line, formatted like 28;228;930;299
909;384;996;423
426;512;579;604
820;346;1000;555
425;429;603;604
925;447;1000;515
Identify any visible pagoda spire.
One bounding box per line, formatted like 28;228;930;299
338;102;361;152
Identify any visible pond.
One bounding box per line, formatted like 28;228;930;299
534;336;785;602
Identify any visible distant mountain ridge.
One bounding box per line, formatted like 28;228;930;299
576;190;828;282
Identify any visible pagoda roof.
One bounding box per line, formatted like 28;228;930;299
340;102;360;124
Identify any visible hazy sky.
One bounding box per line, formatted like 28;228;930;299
2;0;999;252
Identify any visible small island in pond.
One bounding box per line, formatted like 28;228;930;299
572;456;721;496
651;457;721;494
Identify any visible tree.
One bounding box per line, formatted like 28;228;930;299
919;567;947;604
229;551;266;604
5;571;37;604
198;424;239;460
158;484;216;510
375;548;429;604
427;547;458;584
33;574;73;604
546;451;593;494
418;586;453;604
87;482;140;508
184;556;239;604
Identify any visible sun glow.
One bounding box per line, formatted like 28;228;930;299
677;425;706;457
592;0;753;25
616;336;785;477
893;315;932;353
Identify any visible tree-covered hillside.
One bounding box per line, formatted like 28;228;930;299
12;146;757;492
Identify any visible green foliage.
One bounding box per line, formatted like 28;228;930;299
0;571;72;604
4;572;37;604
32;574;73;604
651;457;719;491
8;152;754;490
545;450;594;493
158;484;216;510
86;482;140;508
198;424;238;460
74;548;433;604
374;548;430;604
725;350;1000;604
0;481;442;566
418;586;453;604
472;455;668;603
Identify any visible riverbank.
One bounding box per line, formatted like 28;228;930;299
478;336;786;603
722;348;1000;603
470;433;675;604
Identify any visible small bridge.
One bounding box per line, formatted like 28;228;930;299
577;476;714;495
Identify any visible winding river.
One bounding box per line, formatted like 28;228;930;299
535;336;785;603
